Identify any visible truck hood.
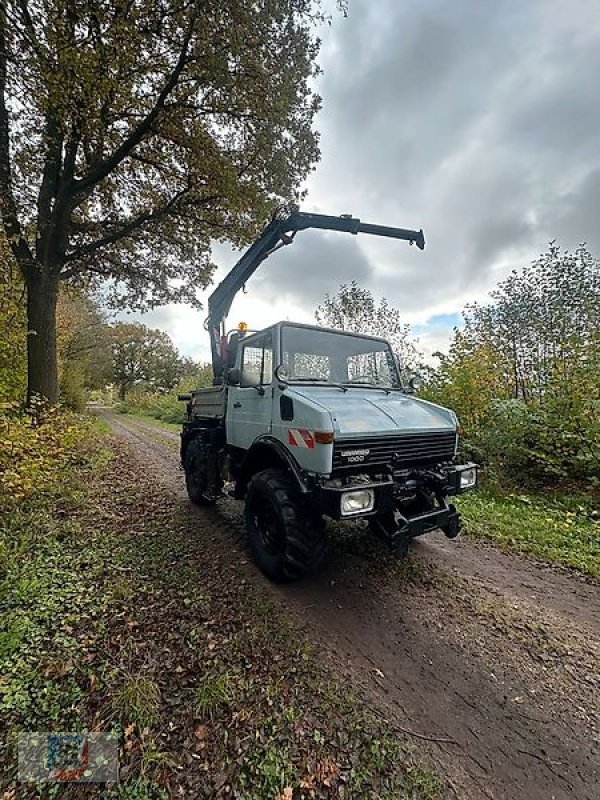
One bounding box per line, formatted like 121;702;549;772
290;386;457;438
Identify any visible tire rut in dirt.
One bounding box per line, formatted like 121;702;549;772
416;532;600;634
283;571;598;800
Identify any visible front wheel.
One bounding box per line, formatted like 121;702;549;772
245;469;326;582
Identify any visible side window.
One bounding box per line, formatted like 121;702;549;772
241;334;273;387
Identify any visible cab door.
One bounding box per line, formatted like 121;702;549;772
226;331;273;450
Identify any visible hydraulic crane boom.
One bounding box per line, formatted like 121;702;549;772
207;205;425;382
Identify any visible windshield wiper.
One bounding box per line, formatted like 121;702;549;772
288;377;348;392
342;382;393;394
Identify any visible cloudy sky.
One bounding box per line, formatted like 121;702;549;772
127;0;600;363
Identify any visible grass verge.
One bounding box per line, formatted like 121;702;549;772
113;395;185;427
457;487;599;578
1;411;443;799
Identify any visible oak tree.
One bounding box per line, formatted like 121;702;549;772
111;321;183;400
0;0;322;402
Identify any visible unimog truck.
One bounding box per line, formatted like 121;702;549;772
179;206;477;581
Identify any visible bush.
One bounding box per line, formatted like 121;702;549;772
0;404;94;507
459;393;600;489
60;361;87;411
115;364;212;425
115;390;185;424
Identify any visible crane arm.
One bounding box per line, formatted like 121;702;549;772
207;206;425;382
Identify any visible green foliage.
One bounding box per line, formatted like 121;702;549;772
59;360;87;411
0;411;112;735
195;672;234;717
0;404;91;504
116;361;212;423
315;280;421;371
238;744;293;800
425;337;509;437
112;321;188;400
57;290;114;407
457;489;600;578
114;676;161;728
0;239;26;402
108;778;168;800
425;244;600;487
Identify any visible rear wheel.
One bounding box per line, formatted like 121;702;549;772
245;469;326;582
184;439;218;506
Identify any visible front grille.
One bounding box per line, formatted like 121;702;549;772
332;431;456;471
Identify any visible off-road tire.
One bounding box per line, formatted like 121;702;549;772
245;469;326;582
184;439;218;506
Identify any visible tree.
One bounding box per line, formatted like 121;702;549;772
425;335;508;437
0;0;322;403
462;244;600;403
315;281;420;370
57;290;113;407
177;358;213;391
112;321;184;400
425;243;600;484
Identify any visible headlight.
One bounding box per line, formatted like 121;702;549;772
459;467;477;490
340;489;375;516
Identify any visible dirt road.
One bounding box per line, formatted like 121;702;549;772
105;412;600;800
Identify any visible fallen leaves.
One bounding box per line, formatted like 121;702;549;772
194;724;209;742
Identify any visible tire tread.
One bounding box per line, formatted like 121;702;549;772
245;468;326;582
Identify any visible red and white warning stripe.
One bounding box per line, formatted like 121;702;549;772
287;428;315;449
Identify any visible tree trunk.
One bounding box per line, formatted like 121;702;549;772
26;269;60;404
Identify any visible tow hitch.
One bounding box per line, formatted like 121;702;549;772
370;501;461;556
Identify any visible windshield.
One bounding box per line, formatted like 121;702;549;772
281;325;400;387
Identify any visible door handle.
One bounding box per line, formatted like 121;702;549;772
233;401;242;408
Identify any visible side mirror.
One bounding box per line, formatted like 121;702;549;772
408;375;422;393
274;364;289;384
227;367;241;385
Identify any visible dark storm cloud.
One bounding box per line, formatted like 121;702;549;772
542;169;600;254
251;0;600;317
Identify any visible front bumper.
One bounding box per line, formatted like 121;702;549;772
394;499;460;539
317;463;476;532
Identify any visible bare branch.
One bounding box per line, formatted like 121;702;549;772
73;8;197;195
62;188;191;269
